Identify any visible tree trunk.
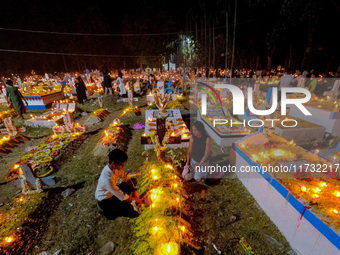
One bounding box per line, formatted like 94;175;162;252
225;11;229;79
208;25;211;72
195;20;198;67
301;18;316;70
204;9;207;69
266;43;276;72
213;23;215;72
255;55;259;71
201;17;204;53
230;0;237;76
285;41;293;69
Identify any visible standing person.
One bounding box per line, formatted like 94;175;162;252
115;71;126;98
182;121;213;181
277;70;294;102
95;149;144;219
102;69;113;95
5;79;28;119
279;70;294;89
295;69;306;88
309;73;318;94
75;76;87;104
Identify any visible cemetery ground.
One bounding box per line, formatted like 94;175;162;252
0;96;293;255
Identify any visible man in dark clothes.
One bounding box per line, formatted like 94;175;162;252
75;76;87;104
102;69;113;94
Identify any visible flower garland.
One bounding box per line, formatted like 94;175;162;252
6;132;83;182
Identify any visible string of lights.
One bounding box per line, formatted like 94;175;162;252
0;49;161;58
0;16;265;37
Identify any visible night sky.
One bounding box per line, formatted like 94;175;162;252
0;0;339;74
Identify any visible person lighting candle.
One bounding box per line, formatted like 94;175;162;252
95;148;144;220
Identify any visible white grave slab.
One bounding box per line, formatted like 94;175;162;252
233;135;340;255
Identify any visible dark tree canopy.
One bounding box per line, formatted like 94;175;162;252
0;0;338;74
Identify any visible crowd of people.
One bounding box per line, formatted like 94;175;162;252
1;66;338;120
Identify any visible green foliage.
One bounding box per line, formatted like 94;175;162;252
131;160;184;254
168;147;188;169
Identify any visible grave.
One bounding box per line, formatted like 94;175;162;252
197;107;252;146
231;133;340;254
12;164;56;194
142;109;189;150
274;116;325;142
25;102;76;128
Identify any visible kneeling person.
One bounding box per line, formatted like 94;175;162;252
95;149;143;219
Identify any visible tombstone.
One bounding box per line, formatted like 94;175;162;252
58;103;68;111
98;95;103;108
157;80;165;95
128;90;133;107
120;91;138;104
67;103;76;112
12;164;56;193
63;112;73;132
4;117;18;136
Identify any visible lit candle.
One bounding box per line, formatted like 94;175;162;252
5;236;14;243
319;182;327;187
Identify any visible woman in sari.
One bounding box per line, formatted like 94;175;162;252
5;80;28;119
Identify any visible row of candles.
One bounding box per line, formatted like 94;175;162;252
140;163;184;255
144;116;190;140
238;138;340;226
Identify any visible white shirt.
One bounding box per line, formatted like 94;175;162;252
95;164;131;201
296;75;306;88
115;77;126;95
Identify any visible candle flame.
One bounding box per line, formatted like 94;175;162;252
319;182;327;187
5;237;13;243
